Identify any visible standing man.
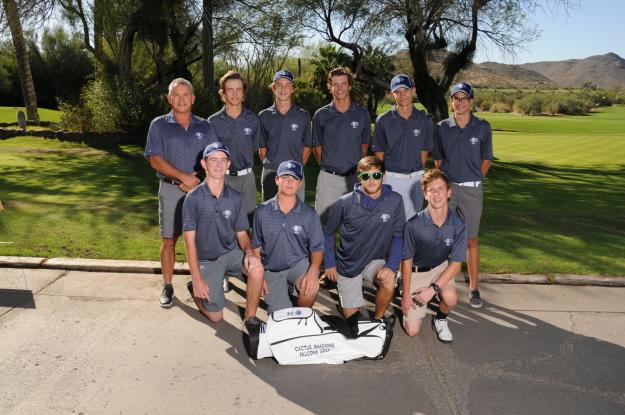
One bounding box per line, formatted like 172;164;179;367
312;66;371;224
145;78;218;308
324;156;405;321
401;169;466;343
372;74;434;219
183;142;264;324
258;70;313;201
208;70;260;222
433;82;493;308
252;160;324;312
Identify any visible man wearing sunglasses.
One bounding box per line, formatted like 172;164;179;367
433;82;493;309
323;156;406;321
372;74;434;219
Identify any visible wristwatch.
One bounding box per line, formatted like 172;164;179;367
430;283;441;294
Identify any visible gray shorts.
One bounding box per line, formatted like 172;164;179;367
261;167;305;202
158;180;186;238
383;170;424;220
224;173;257;221
404;261;454;322
336;259;386;309
264;258;310;313
315;170;356;224
449;183;483;238
198;248;244;313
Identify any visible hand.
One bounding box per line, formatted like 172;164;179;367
412;287;435;307
323;267;337;282
401;293;416;316
376;267;395;284
299;270;320;297
192;278;210;302
243;252;262;273
179;172;201;193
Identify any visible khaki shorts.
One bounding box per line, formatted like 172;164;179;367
336;259;386;309
404;261;455;322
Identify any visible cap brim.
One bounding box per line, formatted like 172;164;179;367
277;172;302;180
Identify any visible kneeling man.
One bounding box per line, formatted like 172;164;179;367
401;169;467;343
183;142;264;323
324;156;406;320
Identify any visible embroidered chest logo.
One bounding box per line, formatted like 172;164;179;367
350;121;359;129
222;209;232;219
243;127;252;135
469;137;479;145
292;225;303;234
380;213;391;223
444;238;453;247
290;123;299;131
195;132;204;140
413;129;421;136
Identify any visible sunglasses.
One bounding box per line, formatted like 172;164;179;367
358;172;384;181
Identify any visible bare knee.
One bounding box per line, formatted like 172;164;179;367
379;276;396;291
161;237;177;250
403;320;422;337
206;311;223;323
441;289;457;309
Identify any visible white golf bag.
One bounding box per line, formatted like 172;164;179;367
246;307;395;365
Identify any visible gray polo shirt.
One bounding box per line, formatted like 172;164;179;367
144;111;218;179
371;106;434;173
252;197;324;272
402;208;467;267
208;107;260;171
182;183;249;261
324;184;406;278
433;114;494;182
259;103;313;169
312;101;371;173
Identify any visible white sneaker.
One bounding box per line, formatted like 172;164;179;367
432;317;453;343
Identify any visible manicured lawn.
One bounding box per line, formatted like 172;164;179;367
0;107;61;123
1;106;624;276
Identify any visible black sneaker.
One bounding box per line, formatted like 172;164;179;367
160;284;174;308
243;316;263;359
469;289;483;309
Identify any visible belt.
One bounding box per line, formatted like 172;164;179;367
412;265;435;273
455;181;482;188
386;170;424;179
162;177;181;185
226;167;252;176
323;168;355;177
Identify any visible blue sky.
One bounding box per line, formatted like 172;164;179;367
475;0;625;63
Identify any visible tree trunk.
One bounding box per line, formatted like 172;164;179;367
202;0;216;110
2;0;39;123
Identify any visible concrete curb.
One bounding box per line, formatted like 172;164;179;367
1;256;624;287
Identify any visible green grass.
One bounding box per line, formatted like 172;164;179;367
0;107;61;123
1;106;624;276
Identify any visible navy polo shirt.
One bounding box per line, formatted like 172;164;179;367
371;106;434;173
182;183;249;261
402;208;467;266
252;197;324;272
312;101;371;173
258;103;313;169
433;114;493;182
144;111;218;179
208;107;260;171
324;184;406;278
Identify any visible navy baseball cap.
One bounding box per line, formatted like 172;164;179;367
277;160;304;180
203;141;230;159
390;74;414;92
450;82;474;99
273;70;295;83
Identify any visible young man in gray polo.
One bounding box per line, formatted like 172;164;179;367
145;78;218;308
324;156;405;321
208;70;260;222
183;142;264;324
252;160;324;312
259;70;313;202
401;169;467;343
312;66;371;224
433;82;493;308
372;74;434;219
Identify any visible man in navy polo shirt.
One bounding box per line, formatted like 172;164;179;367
312;66;371;224
145;78;218;308
252;160;324;312
372;74;434;219
401;169;466;343
433;82;493;308
259;70;313;202
324;156;405;321
208;70;260;222
183;142;264;324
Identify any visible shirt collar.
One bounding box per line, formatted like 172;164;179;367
269;196;302;213
165;111;203;125
201;181;228;198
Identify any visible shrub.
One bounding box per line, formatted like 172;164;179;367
514;95;543;115
294;81;327;115
490;101;511;113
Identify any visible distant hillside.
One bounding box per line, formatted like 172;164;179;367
459;62;554;88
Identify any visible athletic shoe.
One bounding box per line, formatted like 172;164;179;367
223;277;231;293
468;289;483;309
431;316;453;343
244;316;263;359
159;284;174;308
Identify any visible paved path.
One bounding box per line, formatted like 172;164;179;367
1;266;625;414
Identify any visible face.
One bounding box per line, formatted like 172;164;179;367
391;87;415;107
201;151;230;179
276;174;302;196
329;75;351;101
358;168;384;196
451;92;472;116
222;79;245;107
424;178;451;209
272;78;294;103
167;83;195;114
